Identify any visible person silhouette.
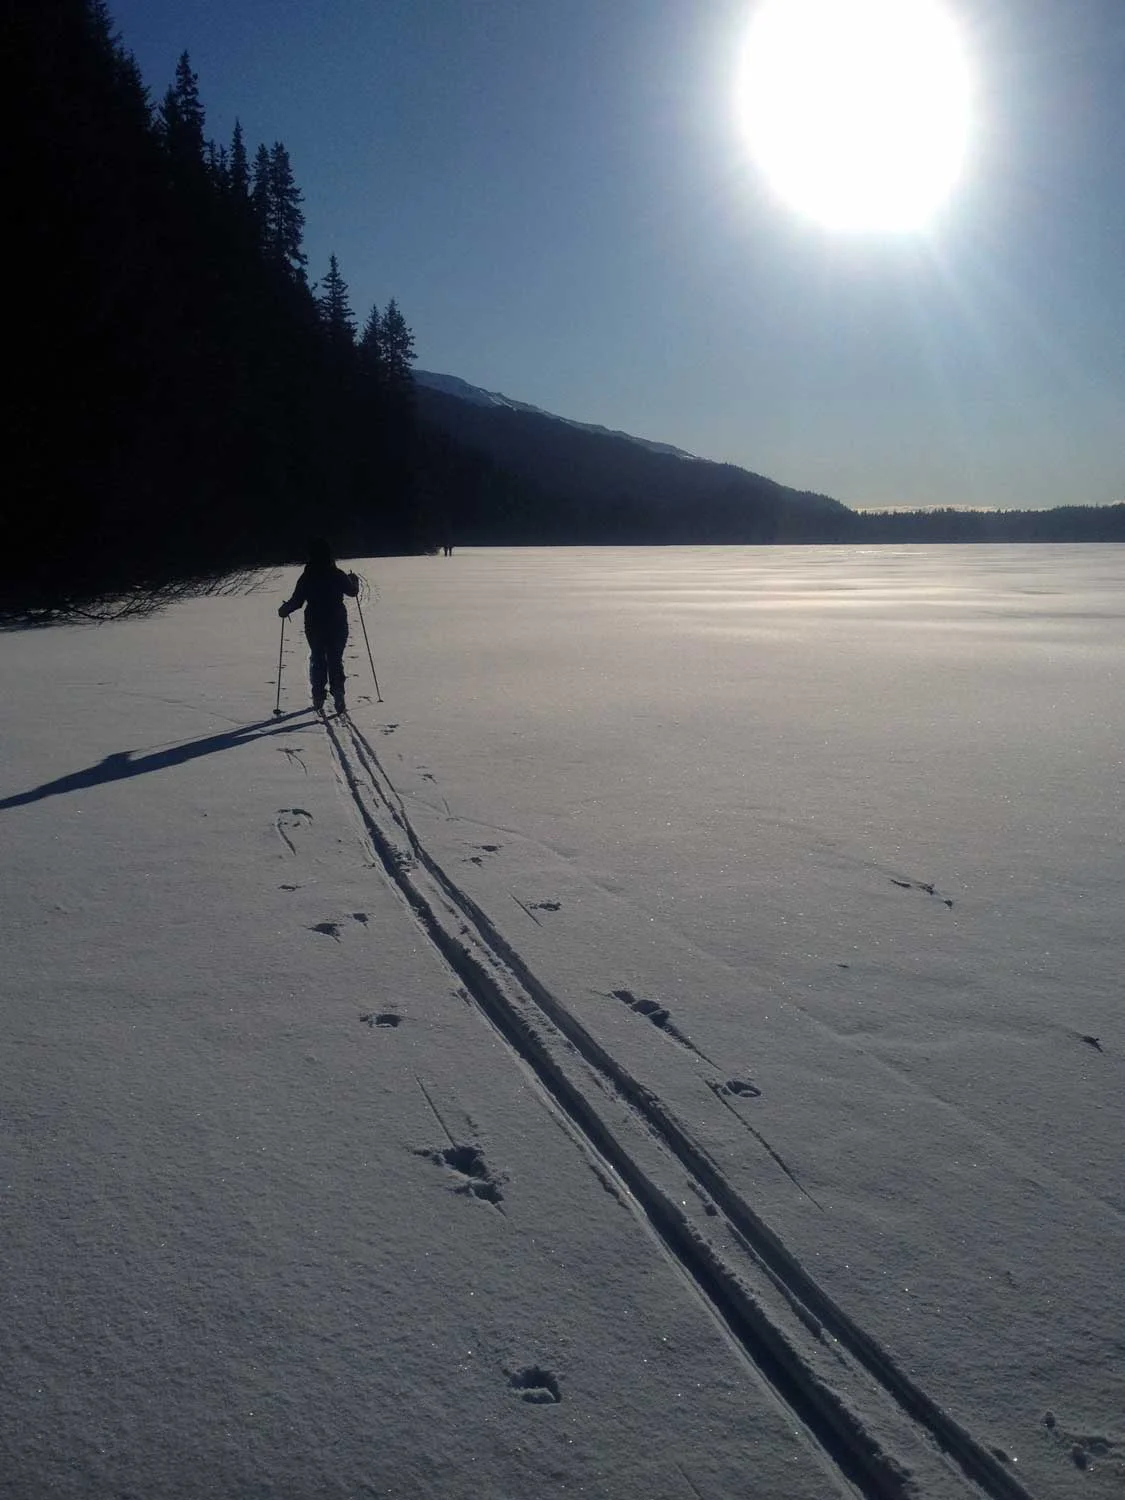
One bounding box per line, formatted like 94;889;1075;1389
278;539;359;715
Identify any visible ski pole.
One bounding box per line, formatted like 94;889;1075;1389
273;614;286;716
354;594;383;703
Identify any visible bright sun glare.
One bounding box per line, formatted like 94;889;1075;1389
739;0;973;232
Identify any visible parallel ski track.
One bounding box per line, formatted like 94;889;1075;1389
327;716;1035;1500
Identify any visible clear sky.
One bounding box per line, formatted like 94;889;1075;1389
107;0;1123;512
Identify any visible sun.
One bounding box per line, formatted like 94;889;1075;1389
738;0;973;232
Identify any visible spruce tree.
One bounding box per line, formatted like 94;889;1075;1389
159;51;205;167
316;255;356;346
359;303;383;372
229;119;249;198
206;139;228;186
379;299;416;391
268;141;307;279
250;141;272;238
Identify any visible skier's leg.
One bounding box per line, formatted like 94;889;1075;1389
306;624;328;710
328;622;348;712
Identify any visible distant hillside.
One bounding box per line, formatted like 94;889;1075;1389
416;371;700;460
415;372;1125;548
415;373;854;544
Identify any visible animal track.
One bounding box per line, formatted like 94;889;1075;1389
275;807;312;854
351;911;369;925
361;1011;402;1028
611;989;714;1063
415;1143;505;1205
507;1366;561;1404
310;921;342;941
890;877;954;909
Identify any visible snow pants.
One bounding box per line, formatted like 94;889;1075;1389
305;616;348;705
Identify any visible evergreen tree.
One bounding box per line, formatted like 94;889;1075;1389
268;141;307;278
379;299;416;391
206;139;228;186
229;119;249;198
359;302;383;372
316;254;356;346
159;51;205;167
250;140;272;237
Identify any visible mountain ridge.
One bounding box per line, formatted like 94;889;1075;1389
414;370;1125;547
415;371;704;463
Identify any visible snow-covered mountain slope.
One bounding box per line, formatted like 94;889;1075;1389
2;546;1122;1499
415;369;701;461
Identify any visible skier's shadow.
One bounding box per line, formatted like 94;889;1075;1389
0;710;314;812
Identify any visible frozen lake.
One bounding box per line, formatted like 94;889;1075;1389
2;545;1122;1497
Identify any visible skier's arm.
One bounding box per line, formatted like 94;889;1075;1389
278;571;309;617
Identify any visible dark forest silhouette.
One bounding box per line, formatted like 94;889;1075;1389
6;2;1122;619
7;1;421;617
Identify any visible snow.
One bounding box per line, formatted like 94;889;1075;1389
2;545;1122;1499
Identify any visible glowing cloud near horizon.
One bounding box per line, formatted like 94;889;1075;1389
738;0;973;232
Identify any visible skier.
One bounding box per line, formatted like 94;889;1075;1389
278;539;360;715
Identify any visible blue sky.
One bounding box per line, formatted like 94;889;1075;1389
108;0;1123;512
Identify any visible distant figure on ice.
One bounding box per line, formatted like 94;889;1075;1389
278;539;359;715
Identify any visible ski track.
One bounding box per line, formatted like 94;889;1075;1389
324;715;1038;1500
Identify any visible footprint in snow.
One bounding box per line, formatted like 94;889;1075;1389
361;1011;402;1029
713;1078;762;1100
310;921;342;941
275;807;312;854
507;1366;561;1404
1043;1412;1120;1474
415;1143;505;1205
466;843;503;867
890;877;954;909
611;989;714;1063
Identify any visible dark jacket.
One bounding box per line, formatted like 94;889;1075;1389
281;564;359;632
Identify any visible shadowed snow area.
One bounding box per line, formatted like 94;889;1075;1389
1;545;1122;1499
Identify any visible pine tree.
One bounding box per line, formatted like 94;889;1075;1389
316;255;356;346
268;141;306;278
206;139;228;186
359;302;383;370
159;51;205;167
250;141;272;236
379;299;416;390
229;119;249;198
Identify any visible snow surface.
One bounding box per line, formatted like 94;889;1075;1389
2;545;1122;1500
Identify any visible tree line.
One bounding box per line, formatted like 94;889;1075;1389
5;0;422;616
